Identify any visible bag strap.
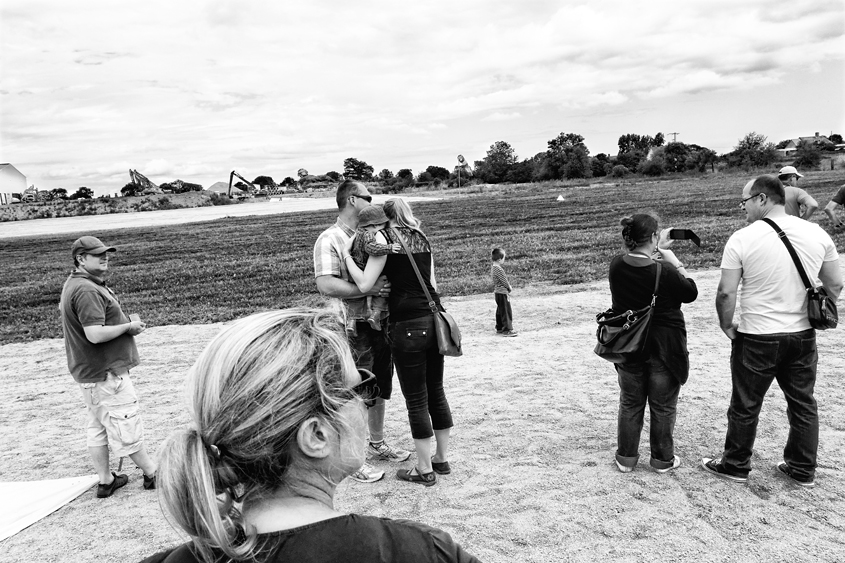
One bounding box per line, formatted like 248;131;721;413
650;262;662;307
392;228;439;313
762;218;813;290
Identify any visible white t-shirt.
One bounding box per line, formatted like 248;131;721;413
721;214;839;334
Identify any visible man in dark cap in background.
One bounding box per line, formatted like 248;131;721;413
60;236;157;498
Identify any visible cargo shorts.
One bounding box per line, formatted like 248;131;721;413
79;370;144;457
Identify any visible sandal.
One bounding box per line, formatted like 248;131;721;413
396;467;436;487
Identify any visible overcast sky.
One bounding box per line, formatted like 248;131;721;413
1;0;843;196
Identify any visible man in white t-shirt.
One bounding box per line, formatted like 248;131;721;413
702;175;842;488
778;165;818;220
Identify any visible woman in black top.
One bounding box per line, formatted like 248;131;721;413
343;199;453;487
609;214;698;473
140;309;478;563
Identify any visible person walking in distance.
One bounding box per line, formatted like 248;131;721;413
702;175;842;487
778;166;818;220
313;180;411;483
491;248;517;337
60;236;157;498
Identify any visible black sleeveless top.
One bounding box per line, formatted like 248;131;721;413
383;227;443;322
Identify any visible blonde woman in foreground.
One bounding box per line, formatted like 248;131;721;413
140;308;480;563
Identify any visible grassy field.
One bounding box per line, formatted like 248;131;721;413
2;170;844;344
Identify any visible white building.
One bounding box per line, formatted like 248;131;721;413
0;163;27;204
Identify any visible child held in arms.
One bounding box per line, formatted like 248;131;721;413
349;205;401;334
491;247;518;337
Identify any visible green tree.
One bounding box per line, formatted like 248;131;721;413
829;133;843;144
417;171;434;183
49;187;68;200
591;153;610;177
121;183;141;197
253;175;276;187
545;132;591;179
71;187;93;199
663;142;691;173
425;166;450;181
325;171;342;181
474;141;518;183
281;177;296;187
724;131;778;168
792;140;822;169
378;169;394;183
343;158;374;181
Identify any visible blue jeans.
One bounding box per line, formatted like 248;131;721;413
350;320;393;400
722;330;818;480
615;355;681;469
495;293;513;332
389;315;453;440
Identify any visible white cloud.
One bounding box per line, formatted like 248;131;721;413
1;0;842;194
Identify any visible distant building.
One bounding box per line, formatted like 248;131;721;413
0;163;27;205
776;132;833;156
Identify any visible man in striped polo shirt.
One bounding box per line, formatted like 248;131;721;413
314;180;411;483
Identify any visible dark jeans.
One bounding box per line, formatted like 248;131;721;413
350;320;393;400
615;355;681;469
389;315;453;439
495;293;513;332
722;330;818;480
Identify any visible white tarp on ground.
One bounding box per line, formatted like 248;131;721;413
0;475;98;541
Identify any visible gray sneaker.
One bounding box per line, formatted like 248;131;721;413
349;463;385;483
777;462;815;488
500;330;518;337
368;441;411;462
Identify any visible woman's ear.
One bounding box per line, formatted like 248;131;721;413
296;417;333;459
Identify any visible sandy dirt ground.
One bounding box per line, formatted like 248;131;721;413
0;194;437;239
2;265;845;562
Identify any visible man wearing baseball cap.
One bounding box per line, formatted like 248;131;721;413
778;166;818;220
60;236;157;498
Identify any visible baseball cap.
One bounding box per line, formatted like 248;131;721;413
778;165;804;178
71;236;116;257
357;205;389;228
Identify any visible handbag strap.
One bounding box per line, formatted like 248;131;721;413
762;218;813;290
649;262;662;307
392;228;439;313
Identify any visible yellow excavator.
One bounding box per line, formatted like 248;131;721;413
227;171;257;199
129;169;162;194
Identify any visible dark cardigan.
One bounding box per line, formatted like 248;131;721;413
608;253;699;383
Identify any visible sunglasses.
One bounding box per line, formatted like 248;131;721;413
739;193;762;208
351;193;372;203
351;368;376;394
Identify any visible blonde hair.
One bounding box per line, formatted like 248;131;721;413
157;308;359;562
383;198;422;230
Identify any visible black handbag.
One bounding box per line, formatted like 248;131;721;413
762;218;838;330
392;229;463;356
594;262;661;363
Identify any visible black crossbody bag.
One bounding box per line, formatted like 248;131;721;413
594;262;661;363
762;218;838;330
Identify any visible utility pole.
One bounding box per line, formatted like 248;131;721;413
668;132;680;142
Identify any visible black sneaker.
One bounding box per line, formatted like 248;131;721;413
97;472;129;498
777;462;815;488
143;473;156;490
700;457;747;483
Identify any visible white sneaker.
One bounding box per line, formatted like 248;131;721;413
615;459;634;473
349;463;385;483
654;455;681;474
367;441;411;462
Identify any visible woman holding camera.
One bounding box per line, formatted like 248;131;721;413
141;308;479;563
609;214;698;473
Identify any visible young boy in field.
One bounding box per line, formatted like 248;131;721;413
349;205;400;334
491;247;517;337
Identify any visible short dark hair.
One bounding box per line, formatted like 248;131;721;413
492;248;505;261
336;179;363;210
620;214;658;251
749;175;785;205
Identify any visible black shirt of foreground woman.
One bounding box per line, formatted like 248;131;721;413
140;514;480;563
609;254;698;383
